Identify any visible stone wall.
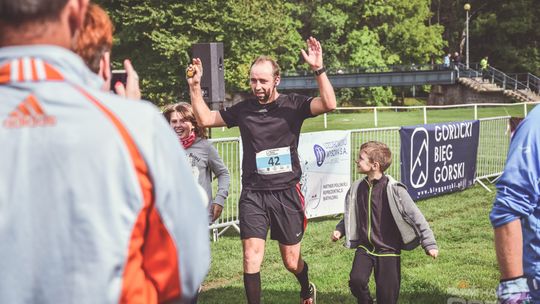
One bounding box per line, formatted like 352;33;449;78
428;84;514;105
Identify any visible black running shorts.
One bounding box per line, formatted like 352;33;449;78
239;185;307;245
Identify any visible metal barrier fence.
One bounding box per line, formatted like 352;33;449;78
208;137;241;240
348;116;510;183
208;116;511;239
475;116;511;190
350;127;401;181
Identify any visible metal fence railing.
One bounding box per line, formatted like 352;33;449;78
459;63;540;97
320;101;539;129
350;127;401;181
348;116;510;187
208;116;514;239
475;117;511;191
507;73;540;95
208;137;240;240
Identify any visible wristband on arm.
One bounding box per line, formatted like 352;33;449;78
497;276;531;304
313;66;326;76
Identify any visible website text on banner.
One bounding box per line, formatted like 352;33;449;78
400;120;480;200
298;130;351;218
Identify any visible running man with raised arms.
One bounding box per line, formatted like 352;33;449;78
187;37;336;304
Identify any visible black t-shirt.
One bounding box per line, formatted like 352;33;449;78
219;93;314;190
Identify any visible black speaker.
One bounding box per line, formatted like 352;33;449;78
192;42;225;110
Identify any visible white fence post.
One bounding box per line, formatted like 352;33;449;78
423;106;427;124
324;113;327;129
374;107;378;127
474;104;478;120
524;103;528;117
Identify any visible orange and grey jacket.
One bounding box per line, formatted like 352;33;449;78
0;45;210;303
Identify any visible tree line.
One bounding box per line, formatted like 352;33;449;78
96;0;539;106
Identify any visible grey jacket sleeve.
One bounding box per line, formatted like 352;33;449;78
335;187;352;237
335;218;345;236
207;144;230;206
397;186;438;252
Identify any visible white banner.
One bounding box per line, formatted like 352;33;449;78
299;130;351;218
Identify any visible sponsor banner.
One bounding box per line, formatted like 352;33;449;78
299;130;351;218
400;120;480;200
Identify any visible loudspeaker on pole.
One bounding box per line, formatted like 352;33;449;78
191;42;225;110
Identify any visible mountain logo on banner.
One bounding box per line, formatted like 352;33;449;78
410;127;429;188
313;144;326;167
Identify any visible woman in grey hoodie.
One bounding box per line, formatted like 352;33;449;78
164;102;230;223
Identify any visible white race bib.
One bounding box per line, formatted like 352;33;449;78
255;147;293;175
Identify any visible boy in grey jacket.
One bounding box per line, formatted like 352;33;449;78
331;141;438;304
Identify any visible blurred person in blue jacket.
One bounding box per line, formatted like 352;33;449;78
490;107;540;304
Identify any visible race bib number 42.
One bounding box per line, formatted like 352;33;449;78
255;147;292;175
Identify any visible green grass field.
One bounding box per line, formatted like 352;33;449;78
201;104;537;303
200;184;499;304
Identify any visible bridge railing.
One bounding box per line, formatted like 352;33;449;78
456;63;481;78
488;66;531;91
457;63;534;93
282;63;451;76
527;73;540;94
507;73;540;94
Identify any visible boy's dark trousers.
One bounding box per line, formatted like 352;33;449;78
349;248;401;304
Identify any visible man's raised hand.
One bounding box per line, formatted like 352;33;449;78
301;36;323;71
187;58;203;87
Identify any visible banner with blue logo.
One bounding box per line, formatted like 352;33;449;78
298;130;351;218
400;120;480;200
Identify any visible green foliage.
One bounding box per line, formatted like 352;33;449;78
290;0;443;105
95;0;465;106
470;0;540;74
347;27;390;68
430;0;539;75
347;0;447;66
359;87;395;106
97;0;302;105
219;1;304;91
